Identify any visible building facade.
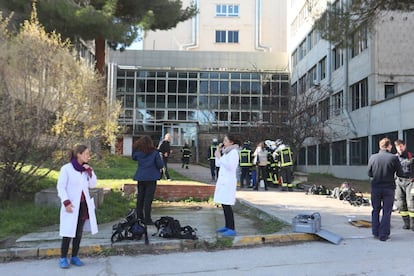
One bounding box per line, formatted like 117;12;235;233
290;0;414;179
107;0;289;158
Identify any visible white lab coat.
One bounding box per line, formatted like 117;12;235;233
213;147;239;205
57;163;98;237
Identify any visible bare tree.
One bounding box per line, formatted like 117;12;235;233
0;11;120;200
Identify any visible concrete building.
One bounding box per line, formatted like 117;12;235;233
290;0;414;179
107;0;290;159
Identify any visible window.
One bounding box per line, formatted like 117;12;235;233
298;147;306;165
332;44;343;70
332;91;343;116
351;78;368;110
332;140;346;165
319;143;330;165
307;145;317;165
319;56;326;80
216;4;239;17
215;30;239;43
319;98;329;121
403;128;414;153
228;31;239;43
291;50;297;67
307;65;317;87
298;39;307;61
350;137;368;165
215;30;226;43
350;24;368;58
298;75;307;94
308;29;319;51
385;83;395;99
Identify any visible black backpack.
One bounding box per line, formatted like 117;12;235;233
154;216;198;240
111;209;149;244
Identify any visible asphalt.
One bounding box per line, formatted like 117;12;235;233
1;163;410;261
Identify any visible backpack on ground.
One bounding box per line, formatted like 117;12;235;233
111;209;149;244
306;184;331;196
153;216;198;240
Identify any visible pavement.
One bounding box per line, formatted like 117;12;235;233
1;163;411;261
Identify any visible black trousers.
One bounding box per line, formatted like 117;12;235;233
162;157;170;179
222;204;235;230
60;201;87;258
136;181;157;223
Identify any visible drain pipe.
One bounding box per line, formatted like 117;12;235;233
182;0;200;50
255;0;271;51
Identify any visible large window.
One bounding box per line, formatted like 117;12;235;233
350;24;368;58
319;97;329;122
215;30;239;43
307;145;317;165
332;44;343;70
332;91;343;116
319;56;326;80
404;128;414;153
332;140;346;165
216;4;239;17
350;137;368;165
319;143;330;165
351;78;368;110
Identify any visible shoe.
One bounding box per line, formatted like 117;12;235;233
144;220;154;225
379;236;389;242
222;229;237;236
167;178;172;181
59;258;69;269
70;256;84;266
216;227;228;233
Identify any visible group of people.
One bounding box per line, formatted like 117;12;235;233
368;138;414;241
55;134;412;269
210;138;294;191
56;133;241;269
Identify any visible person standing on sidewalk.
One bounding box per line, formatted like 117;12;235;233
57;145;98;269
214;134;241;236
133;136;164;225
394;139;414;230
368;138;403;241
239;141;253;188
158;133;172;180
181;142;192;169
252;141;269;191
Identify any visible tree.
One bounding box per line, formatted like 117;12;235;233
0;10;120;200
0;0;198;74
312;0;414;45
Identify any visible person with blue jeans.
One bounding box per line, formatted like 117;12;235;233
368;138;403;241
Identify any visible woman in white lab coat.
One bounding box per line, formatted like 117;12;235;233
57;145;98;269
213;134;241;237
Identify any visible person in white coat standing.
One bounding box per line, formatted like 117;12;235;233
57;145;98;269
214;134;241;237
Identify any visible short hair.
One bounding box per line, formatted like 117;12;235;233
133;136;155;154
394;139;405;146
379;138;391;150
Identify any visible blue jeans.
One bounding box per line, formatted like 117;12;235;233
371;186;395;238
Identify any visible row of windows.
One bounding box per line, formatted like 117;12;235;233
291;56;326;95
298;129;414;166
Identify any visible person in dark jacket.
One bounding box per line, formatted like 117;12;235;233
368;137;403;241
132;136;164;225
158;133;172;180
181;142;192;169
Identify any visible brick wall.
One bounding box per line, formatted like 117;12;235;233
123;183;215;201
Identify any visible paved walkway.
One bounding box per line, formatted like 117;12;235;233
1;163;411;261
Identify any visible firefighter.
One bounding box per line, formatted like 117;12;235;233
239;141;253;188
273;139;294;191
208;138;219;181
181;142;192;169
394;139;414;230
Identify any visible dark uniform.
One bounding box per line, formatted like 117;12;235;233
239;143;253;188
395;150;414;229
181;144;192;169
274;141;294;191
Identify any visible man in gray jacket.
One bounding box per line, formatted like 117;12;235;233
368;138;403;241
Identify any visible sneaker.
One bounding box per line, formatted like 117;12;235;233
70;256;84;266
216;227;228;233
167;178;172;181
59;258;69;269
222;229;237;237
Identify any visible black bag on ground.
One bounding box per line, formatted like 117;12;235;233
153;216;198;240
111;209;149;244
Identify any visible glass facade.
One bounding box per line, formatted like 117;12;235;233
115;69;289;146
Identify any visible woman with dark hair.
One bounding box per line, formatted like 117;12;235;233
132;136;164;225
213;134;241;236
57;145;98;269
